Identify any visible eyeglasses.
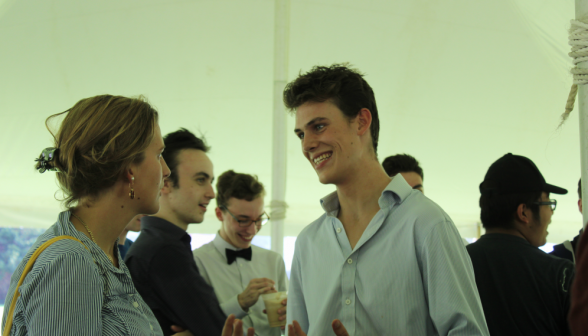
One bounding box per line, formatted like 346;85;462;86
532;199;557;211
220;207;270;228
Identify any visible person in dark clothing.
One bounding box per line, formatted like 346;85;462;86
467;153;574;336
126;129;275;336
550;179;583;263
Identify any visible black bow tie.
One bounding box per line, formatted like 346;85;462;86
226;247;252;265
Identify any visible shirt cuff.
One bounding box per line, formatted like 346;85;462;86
221;294;248;319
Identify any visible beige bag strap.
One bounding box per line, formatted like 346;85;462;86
2;235;88;336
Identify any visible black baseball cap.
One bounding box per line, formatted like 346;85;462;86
480;153;567;196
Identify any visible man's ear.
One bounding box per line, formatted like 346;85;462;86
356;108;372;136
161;177;174;195
515;203;530;225
215;207;224;221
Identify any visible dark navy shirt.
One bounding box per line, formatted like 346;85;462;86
125;216;226;336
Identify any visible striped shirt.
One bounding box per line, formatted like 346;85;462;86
287;175;490;336
1;211;163;336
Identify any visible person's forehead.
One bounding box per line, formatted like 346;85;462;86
399;171;423;186
294;101;343;128
227;197;265;214
177;149;213;174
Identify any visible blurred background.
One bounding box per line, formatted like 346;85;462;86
0;0;581;313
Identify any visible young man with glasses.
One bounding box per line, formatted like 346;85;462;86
467;153;574;336
126;129;274;336
193;170;288;336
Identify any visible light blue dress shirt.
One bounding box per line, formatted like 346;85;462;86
287;175;489;336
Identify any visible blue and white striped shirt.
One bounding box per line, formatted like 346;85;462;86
1;211;163;336
287;175;490;336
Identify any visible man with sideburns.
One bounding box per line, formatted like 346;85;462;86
126;129;277;336
284;64;489;335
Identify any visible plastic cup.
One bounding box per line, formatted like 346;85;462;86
261;291;287;328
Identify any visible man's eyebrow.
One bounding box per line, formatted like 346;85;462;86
294;117;328;134
193;172;211;179
412;184;423;190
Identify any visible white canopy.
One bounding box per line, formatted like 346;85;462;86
0;0;582;245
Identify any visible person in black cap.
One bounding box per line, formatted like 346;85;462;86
466;153;574;336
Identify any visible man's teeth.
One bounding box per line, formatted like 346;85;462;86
313;153;332;165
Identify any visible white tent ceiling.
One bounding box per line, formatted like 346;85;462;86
0;0;582;244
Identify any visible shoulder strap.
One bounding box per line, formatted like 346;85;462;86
2;235;88;336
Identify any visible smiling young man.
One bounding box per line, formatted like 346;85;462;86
284;64;489;336
466;153;574;336
126;129;258;336
193;170;288;336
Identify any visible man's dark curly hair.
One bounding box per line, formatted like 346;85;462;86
382;154;423;180
163;128;209;188
283;63;380;157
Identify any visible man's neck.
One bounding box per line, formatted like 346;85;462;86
335;159;391;222
484;227;527;241
153;207;189;231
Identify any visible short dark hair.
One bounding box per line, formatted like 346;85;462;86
382;154;423;180
578;178;582;199
283;63;380;156
163;128;209;188
479;181;542;229
216;170;265;209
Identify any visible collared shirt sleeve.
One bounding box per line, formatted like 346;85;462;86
18;252;103;335
149;243;227;336
419;220;490;336
286;240;309;333
277;256;288;292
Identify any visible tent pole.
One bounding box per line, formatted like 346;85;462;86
577;0;588;229
270;0;290;255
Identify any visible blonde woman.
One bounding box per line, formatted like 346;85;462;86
0;95;190;336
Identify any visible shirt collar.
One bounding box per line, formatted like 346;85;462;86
141;215;192;243
319;174;413;216
212;232;245;254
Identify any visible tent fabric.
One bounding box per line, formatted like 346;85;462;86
0;0;582;244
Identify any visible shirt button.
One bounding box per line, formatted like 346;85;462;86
133;302;139;308
336;228;342;233
345;299;351;305
347;258;353;264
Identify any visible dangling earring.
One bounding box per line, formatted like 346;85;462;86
129;176;135;199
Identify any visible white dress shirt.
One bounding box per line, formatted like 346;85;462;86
287;175;490;336
194;233;288;336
